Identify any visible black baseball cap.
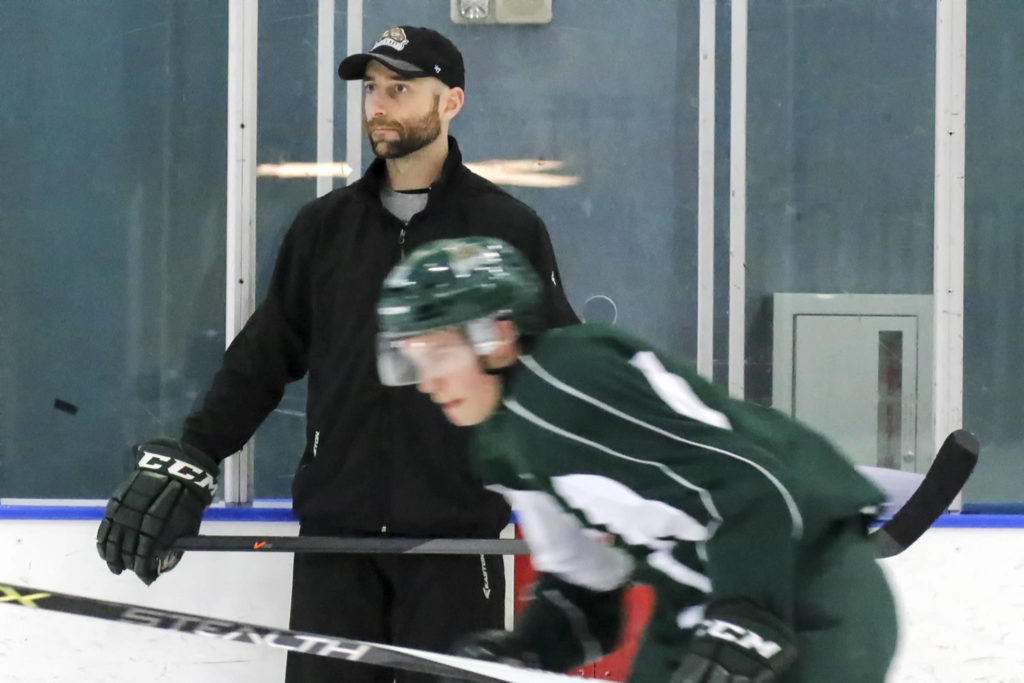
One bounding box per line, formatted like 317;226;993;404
338;26;465;90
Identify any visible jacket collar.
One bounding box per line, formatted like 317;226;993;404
357;136;464;202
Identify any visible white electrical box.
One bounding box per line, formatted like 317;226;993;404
772;293;933;472
451;0;553;25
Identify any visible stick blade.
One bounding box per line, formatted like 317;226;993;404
872;429;979;558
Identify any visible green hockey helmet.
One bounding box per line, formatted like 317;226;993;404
376;237;544;386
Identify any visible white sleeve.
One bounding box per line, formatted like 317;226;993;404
498;486;634;592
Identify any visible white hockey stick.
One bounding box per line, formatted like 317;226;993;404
0;581;576;682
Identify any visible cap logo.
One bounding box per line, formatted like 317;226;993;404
373;27;409;52
434;65;441;73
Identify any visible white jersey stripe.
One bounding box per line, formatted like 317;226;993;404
630;351;732;430
648;548;713;593
503;398;724;533
494;486;634;592
504;399;716;595
550;474;710;544
519;355;804;540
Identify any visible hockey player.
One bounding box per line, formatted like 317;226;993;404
375;237;899;682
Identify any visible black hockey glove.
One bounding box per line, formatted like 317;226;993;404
454;629;541;667
440;630;541;682
672;600;797;683
96;438;218;585
445;574;625;682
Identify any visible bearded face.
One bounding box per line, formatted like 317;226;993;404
364;94;442;159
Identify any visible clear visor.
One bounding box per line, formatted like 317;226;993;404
377;332;479;387
376;319;505;387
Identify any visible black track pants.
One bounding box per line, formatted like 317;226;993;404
285;547;505;682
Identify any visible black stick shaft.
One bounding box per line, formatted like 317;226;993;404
871;429;979;558
178;430;977;561
173;536;530;555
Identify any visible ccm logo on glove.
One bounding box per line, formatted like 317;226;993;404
695;618;783;659
138;451;217;495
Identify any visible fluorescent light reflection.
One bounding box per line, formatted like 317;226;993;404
465;159;580;188
257;162;353;178
256;159;579;188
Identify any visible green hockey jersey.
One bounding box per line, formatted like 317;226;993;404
472;323;886;634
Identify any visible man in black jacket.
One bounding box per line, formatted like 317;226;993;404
96;25;577;682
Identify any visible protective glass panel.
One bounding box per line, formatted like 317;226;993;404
743;1;936;471
0;1;228;498
249;0;319;498
962;2;1024;505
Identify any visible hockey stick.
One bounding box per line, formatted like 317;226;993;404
174;536;529;555
870;429;979;558
0;582;577;683
176;432;978;559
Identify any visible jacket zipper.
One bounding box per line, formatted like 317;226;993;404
386;210;418;533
